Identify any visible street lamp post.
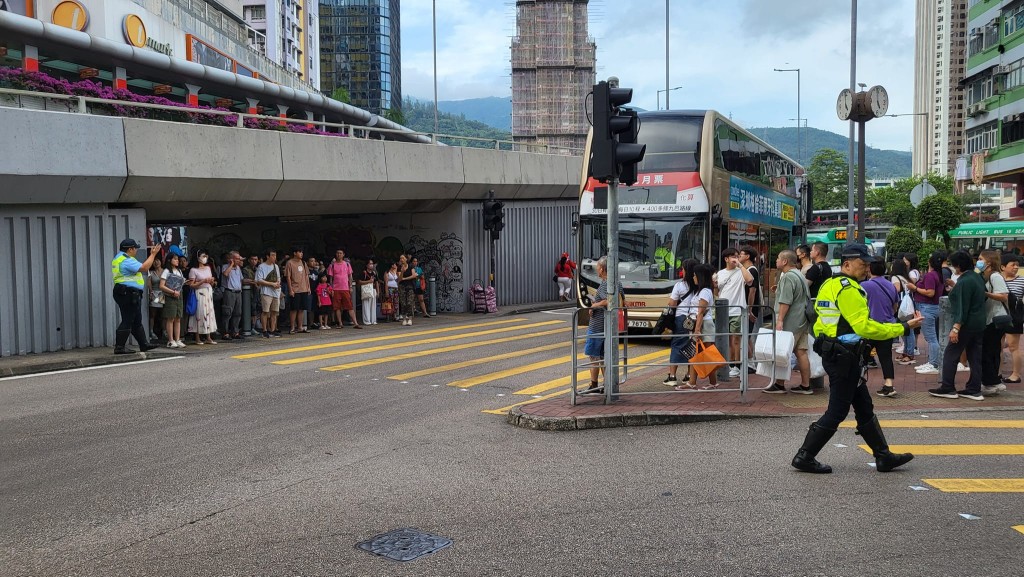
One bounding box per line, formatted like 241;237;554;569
665;0;670;110
657;86;681;110
774;67;801;162
432;0;439;141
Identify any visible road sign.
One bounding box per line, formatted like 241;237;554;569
910;180;937;207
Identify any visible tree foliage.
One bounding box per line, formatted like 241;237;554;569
866;185;916;228
382;107;406;125
330;87;351;104
918;239;948;265
401;97;512;148
885;227;922;261
917;192;964;247
807;149;852;210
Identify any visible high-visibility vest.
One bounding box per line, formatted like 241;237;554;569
813;275;904;341
111;252;144;289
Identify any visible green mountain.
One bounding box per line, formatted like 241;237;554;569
402;97;512;149
437;97;512;132
750;126;912;179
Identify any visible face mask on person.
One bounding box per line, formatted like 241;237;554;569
199;256;209;264
976;259;985;271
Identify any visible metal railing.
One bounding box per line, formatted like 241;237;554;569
569;302;784;405
0;87;583;155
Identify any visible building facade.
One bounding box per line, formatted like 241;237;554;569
319;0;401;116
242;0;319;88
913;0;968;176
963;0;1024;217
511;0;596;154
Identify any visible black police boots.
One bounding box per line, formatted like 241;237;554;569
857;416;914;472
792;423;836;474
113;329;135;355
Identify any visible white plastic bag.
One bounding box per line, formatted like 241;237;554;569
754;328;795;366
898;290;916;321
806;334;826;379
756;357;792;381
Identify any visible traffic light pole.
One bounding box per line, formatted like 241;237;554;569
604;177;620;403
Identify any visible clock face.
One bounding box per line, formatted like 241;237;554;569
869;85;889;118
836;89;853;120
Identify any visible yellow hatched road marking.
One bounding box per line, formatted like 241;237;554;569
482;388;571;415
840;420;1024;429
922;479;1024;493
324;329;566;372
273;320;564;365
513;349;671;396
382;338;567;379
446;354;588;389
232;318;529;359
1013;526;1024;535
858;445;1024;456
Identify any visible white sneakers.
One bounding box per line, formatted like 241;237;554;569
915;363;939;375
166;340;186;348
728;366;741;378
957;362;970;372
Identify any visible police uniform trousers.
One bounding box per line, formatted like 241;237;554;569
816;345;876;432
113;284;149;348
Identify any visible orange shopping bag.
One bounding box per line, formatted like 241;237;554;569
690;341;726;379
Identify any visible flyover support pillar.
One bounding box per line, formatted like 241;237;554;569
246;98;259;115
114;67;127;91
22;45;38;72
277;105;289;127
185;83;200;107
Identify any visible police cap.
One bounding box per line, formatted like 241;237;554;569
840;243;876;263
119;238;140;250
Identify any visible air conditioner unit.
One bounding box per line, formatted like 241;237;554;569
995;64;1011;75
968;103;983;116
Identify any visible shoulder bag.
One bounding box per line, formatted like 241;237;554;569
989;279;1015;331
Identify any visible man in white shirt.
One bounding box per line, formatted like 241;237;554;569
255;249;282;338
715;248;753;378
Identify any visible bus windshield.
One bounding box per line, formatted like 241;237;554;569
635;115;703;173
579;214;707;288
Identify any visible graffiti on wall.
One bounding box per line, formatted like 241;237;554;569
405;233;464;312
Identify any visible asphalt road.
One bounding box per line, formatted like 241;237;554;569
1;311;1022;576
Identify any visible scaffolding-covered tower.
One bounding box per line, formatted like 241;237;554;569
511;0;596;154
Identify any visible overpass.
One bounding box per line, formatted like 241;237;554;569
0;104;583;355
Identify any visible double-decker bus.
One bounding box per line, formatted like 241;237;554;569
577;110;806;329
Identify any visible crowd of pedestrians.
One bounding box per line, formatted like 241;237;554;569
583;239;1024;401
130;244;436;350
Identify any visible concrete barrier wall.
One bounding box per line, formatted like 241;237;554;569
0;107;582;214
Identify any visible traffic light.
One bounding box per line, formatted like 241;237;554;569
482;199;505;239
591;81;646;184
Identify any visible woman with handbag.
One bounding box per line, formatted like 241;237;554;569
662;258;698;389
1000;254;1024;385
554;252;576;301
358;259;379;326
187;249;218;345
682;264;720;391
980;250;1009;395
890;257;916;364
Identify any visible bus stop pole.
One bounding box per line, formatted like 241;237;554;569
604;177;620;403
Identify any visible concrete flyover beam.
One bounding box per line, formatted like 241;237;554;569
457;147;523;200
276;133;388;201
119;119;285;203
514;152;581;199
379;141;466;200
0;107;127;204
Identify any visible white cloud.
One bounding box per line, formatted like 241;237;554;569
401;0;917;151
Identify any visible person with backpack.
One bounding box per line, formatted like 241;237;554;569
905;252;946;375
1001;254;1024;386
862;260;899;397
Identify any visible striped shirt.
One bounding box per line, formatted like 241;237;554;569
1005;274;1024;299
588;280;607;334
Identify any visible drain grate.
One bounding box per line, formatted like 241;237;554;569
356;528;452;562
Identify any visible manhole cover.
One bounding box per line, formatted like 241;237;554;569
356;528;452;562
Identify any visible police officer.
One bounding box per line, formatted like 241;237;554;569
792;243;924;474
654;233;680;279
112;238;160;354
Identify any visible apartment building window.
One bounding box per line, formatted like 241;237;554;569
967;122;998;154
967;76;994;105
970;18;1001;56
1005;4;1024;38
1002;114;1024;145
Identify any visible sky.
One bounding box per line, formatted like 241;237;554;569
400;0;917;152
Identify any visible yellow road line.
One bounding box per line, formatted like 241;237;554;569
324;329;565;372
447;354;588;389
273;320;564;365
384;338;567;379
858;445;1024;456
232;318;529;359
922;479;1024;493
1014;525;1024;535
482;388;571;415
513;349;671;396
840;420;1024;429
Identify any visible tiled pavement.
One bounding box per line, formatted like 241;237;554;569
509;356;1024;430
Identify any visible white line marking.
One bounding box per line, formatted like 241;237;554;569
0;356;183;382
